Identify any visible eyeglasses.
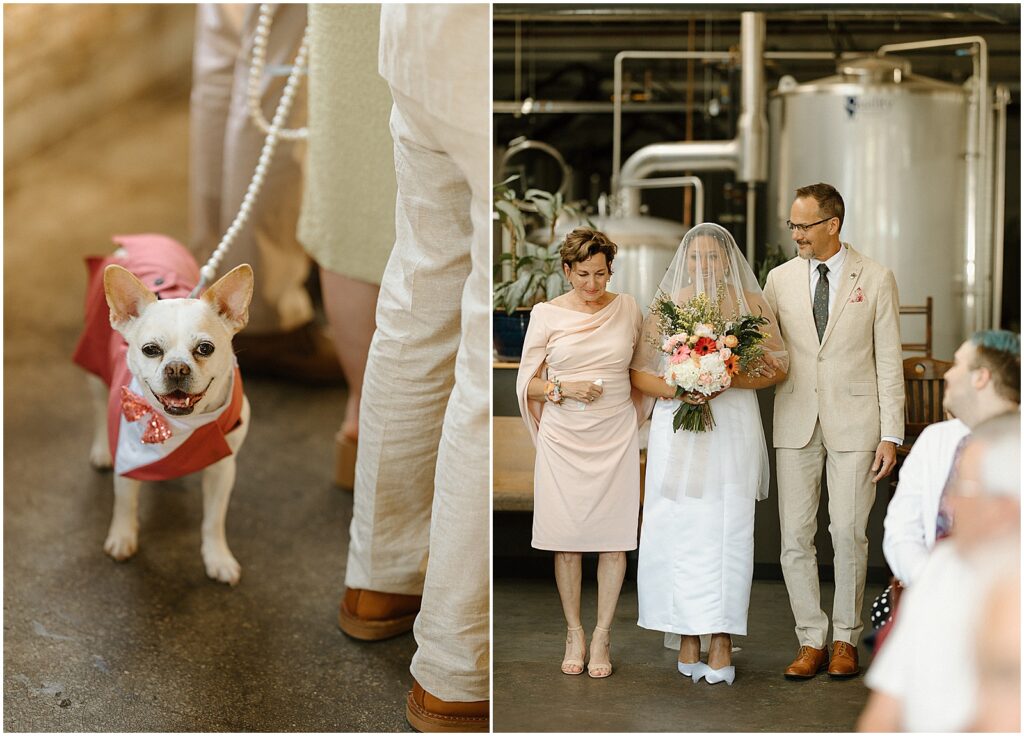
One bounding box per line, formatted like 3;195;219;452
785;217;835;233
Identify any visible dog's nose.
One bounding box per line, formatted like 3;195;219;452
164;360;191;379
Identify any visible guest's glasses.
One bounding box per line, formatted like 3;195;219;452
785;217;835;233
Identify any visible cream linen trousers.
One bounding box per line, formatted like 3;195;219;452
777;421;876;647
344;88;489;702
189;4;313;334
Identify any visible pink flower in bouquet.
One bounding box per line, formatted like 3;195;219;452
662;332;690;352
698;372;714;386
669;344;691;364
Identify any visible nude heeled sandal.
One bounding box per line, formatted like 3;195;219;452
587;626;613;679
561;626;586;676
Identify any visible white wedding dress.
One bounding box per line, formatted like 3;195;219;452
636;387;768;638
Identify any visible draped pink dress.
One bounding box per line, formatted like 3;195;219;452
516;294;648;551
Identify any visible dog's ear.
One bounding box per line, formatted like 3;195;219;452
202;264;254;335
104;265;157;334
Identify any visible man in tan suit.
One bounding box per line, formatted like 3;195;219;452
763;183;904;679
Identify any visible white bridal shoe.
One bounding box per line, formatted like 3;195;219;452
691;662;736;685
677;660;700;677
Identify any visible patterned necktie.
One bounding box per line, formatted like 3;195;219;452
935;434;971;540
813;263;830;342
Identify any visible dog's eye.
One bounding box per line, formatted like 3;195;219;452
141;344;163;358
194;341;215;357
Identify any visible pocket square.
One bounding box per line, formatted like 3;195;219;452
849;287;865;304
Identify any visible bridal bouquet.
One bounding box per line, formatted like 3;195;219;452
651;289;771;432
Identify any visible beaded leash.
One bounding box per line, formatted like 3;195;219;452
190;5;309;297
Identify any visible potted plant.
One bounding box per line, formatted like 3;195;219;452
493;180;588;361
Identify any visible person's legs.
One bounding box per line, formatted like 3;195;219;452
344;97;470;599
320;268;378;440
708;633;732;669
825;447;876;646
777;422;830;648
678;635;701;664
589;550;627;677
398;88;490;702
554;552;585;674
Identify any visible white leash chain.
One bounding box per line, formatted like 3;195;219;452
190;5;310;297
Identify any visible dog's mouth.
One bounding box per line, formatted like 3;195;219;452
155;388;207;416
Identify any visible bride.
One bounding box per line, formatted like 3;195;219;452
630;223;788;684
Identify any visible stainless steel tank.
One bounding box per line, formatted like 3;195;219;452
767;56;968;359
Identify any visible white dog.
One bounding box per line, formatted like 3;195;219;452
74;235;252;585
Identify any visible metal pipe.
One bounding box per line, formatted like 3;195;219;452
991;85;1009;329
619;141;738;215
616;12;767;224
746;185;757;264
612;50;733;187
879;36;988;332
736;12;768;183
619;175;705;224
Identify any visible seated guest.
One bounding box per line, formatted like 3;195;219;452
882;330;1019;585
858;413;1020;732
970;554;1021;732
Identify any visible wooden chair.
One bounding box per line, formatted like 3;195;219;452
892;355;953;488
900;297;933;355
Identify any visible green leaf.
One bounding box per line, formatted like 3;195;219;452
504;271;534;313
546;271;566;300
494;174;520;189
494;199;526;245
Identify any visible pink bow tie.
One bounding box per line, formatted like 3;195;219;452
120;387;173;444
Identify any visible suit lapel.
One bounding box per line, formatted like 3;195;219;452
819;245;863;350
788;257;818;343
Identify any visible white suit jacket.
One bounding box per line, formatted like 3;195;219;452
882;418;970;585
763;245;905;451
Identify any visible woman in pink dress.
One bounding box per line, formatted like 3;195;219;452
516;228;648;679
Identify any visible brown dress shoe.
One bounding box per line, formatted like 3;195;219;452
827;641;860;677
406;679;489;733
784;645;829;679
337;587;421;641
233;323;344;385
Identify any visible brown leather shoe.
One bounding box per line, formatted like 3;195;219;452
234;323;344;385
406;679;489;733
337;587;421;641
827;641;860;678
784;645;829;679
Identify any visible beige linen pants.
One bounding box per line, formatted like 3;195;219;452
189;4;313;334
777;421;876;647
345;89;489;703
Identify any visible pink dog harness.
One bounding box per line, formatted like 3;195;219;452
72;234;244;481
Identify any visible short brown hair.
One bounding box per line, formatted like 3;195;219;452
970;330;1021;404
795;183;845;230
560;228;617;272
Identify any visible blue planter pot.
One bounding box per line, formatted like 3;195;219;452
493;309;531;362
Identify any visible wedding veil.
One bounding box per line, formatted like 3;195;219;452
633;223;788;377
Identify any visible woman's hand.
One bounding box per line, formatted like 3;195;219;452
678;388;725;405
560;380;604;404
747;353;780;379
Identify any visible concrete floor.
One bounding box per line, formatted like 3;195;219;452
494;577;884;732
4;87;416;731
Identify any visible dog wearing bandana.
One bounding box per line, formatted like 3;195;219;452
73;234;253;585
